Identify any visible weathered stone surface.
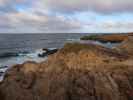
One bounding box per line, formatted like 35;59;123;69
115;36;133;56
0;43;133;100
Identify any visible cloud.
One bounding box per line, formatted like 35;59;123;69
0;0;33;13
0;11;82;33
0;0;133;33
85;20;133;33
41;0;133;14
1;0;133;14
101;20;133;29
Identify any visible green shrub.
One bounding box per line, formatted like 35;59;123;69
80;35;98;40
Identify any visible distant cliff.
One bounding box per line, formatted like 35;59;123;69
0;37;133;100
80;33;133;43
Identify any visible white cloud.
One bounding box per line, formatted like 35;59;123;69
0;11;82;33
100;20;133;29
0;0;133;33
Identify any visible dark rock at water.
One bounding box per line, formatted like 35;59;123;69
42;48;49;52
38;48;58;57
46;48;58;55
38;53;47;57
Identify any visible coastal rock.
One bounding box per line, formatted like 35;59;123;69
115;36;133;56
0;43;133;100
96;34;129;43
81;33;133;43
38;48;58;57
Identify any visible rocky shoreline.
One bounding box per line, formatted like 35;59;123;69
0;48;59;82
0;35;133;100
80;33;133;43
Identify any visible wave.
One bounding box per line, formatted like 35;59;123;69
0;51;30;58
0;48;58;66
0;52;19;58
0;49;48;82
66;38;80;42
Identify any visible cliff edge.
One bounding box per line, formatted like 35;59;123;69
0;41;133;100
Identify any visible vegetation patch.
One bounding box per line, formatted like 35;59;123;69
80;35;98;40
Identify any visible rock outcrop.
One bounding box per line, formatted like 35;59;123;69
0;43;133;100
81;33;133;43
38;48;58;57
115;36;133;56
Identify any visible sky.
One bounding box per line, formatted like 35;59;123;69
0;0;133;33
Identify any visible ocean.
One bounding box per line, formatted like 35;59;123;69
0;33;89;81
0;33;120;66
0;33;87;66
0;33;120;81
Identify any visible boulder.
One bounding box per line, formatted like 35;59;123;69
38;48;58;57
0;43;133;100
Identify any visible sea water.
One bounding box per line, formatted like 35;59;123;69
0;33;119;81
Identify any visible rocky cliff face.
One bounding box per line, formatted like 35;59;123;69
115;36;133;56
95;33;133;43
0;42;133;100
80;33;133;43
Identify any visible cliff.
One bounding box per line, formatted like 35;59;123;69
0;40;133;100
115;36;133;56
80;33;133;43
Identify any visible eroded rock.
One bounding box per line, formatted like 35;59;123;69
115;36;133;56
0;43;133;100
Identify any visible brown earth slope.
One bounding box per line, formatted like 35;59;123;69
81;33;133;43
0;42;133;100
115;36;133;56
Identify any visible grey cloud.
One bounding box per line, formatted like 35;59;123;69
1;0;133;15
0;12;82;33
0;0;16;13
100;21;133;29
42;0;133;14
0;0;32;13
1;0;133;14
1;0;133;33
